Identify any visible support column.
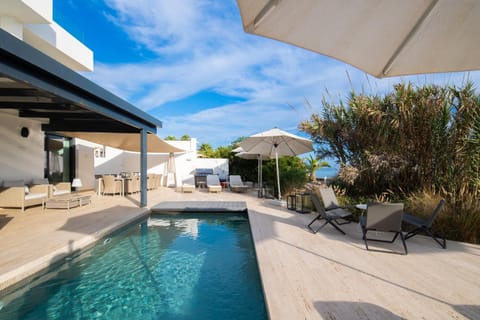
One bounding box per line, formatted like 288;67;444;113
140;129;147;207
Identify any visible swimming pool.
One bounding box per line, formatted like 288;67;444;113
0;213;267;319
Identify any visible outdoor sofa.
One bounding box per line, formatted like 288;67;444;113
32;178;71;198
0;180;49;211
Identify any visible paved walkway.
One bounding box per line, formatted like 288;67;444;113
0;187;479;319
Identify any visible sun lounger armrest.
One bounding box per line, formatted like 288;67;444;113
0;187;25;205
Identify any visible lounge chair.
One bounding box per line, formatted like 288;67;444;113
206;174;222;193
360;203;407;255
177;175;195;193
229;175;249;193
403;198;446;249
307;192;352;234
318;186;355;210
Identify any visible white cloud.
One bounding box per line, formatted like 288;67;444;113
84;0;480;148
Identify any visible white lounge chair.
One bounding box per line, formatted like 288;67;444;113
229;175;249;193
177;175;195;193
206;174;222;193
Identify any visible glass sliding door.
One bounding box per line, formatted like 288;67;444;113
45;134;75;183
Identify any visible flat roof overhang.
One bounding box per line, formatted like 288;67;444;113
0;28;162;133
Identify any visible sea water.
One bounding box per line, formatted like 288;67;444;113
315;166;339;179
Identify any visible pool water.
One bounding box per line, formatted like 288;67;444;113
0;213;267;320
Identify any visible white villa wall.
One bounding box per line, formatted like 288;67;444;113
0;0;93;71
25;22;94;71
192;158;229;180
84;137;229;187
0;16;23;38
0;111;44;182
93;148;170;176
75;143;94;191
92;139;198;187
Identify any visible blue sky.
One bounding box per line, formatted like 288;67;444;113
54;0;480;153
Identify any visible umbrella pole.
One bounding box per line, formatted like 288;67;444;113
257;155;261;197
275;147;281;200
259;156;263;197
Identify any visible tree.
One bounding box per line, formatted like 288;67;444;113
304;154;330;181
262;156;308;197
164;135;177;141
198;143;214;158
180;134;191;141
299;81;480;199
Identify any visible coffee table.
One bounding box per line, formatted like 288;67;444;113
43;195;91;210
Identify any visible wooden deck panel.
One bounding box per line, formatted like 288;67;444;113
0;187;478;319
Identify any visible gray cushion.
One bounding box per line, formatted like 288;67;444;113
3;180;25;187
32;178;49;185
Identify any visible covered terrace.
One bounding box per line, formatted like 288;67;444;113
0;28;166;207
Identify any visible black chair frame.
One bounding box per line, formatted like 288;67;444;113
361;221;408;255
307;193;352;235
403;199;446;249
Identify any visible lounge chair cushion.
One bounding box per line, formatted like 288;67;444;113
207;175;222;193
229;175;249;193
182;184;195;193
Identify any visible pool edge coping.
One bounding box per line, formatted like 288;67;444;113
0;208;150;296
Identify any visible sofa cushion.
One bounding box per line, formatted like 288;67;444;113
32;178;49;185
4;180;25;187
53;190;70;196
25;193;46;200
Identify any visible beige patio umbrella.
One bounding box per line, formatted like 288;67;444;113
239;128;313;200
236;0;480;78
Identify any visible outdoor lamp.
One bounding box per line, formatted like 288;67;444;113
72;178;83;190
287;194;296;210
296;192;312;214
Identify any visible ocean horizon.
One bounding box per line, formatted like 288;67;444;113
315;166;339;179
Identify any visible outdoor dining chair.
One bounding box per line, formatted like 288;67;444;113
403;198;446;249
102;175;122;196
360;203;407;255
307;192;352;235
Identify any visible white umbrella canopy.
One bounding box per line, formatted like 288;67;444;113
236;0;480;78
239;128;313;199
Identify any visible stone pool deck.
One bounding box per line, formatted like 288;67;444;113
0;187;479;319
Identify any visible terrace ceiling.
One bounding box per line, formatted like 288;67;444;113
0;28;162;134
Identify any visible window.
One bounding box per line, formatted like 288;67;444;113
94;146;105;158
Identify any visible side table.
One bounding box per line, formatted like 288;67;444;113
44;195;92;211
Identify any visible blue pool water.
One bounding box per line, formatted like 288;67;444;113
0;214;267;320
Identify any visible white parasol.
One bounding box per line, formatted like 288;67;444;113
239;128;313;200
